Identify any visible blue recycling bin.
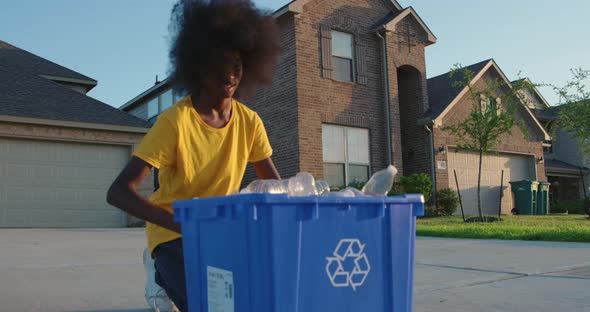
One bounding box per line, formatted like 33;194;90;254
173;193;425;312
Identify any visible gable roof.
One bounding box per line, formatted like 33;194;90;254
425;59;551;141
0;40;97;92
273;0;402;18
532;106;559;122
119;77;172;111
425;59;491;120
371;7;437;46
545;159;589;175
0;63;150;130
512;77;551;109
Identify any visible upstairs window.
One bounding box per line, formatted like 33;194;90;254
160;89;174;112
331;31;354;82
147;97;159;120
320;25;367;84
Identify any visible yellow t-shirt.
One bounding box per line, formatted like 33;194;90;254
133;96;273;254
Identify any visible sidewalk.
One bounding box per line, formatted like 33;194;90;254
0;229;588;312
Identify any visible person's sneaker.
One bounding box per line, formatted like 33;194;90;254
143;248;177;312
153;288;179;312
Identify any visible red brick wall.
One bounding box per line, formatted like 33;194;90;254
243;14;301;184
386;16;431;178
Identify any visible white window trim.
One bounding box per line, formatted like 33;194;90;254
331;30;355;83
147;87;185;120
322;124;371;185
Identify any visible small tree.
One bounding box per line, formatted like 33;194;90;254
443;64;531;221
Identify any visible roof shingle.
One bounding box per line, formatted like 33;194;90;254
0;63;149;128
0;40;96;84
425;59;491;119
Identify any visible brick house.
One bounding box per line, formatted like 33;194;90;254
121;0;438;190
248;0;437;186
423;59;550;215
0;40;152;228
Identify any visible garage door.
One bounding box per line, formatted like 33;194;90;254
0;138;129;227
447;149;536;215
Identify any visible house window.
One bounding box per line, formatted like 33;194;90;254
160;89;174;112
481;96;500;115
331;31;354;82
543;144;553;154
173;87;188;101
147;97;159;120
487;97;498;113
322;124;370;188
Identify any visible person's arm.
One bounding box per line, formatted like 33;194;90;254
253;157;280;180
106;156;181;234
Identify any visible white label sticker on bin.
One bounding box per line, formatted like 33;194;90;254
207;266;234;312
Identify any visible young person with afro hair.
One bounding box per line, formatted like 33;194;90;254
107;1;282;310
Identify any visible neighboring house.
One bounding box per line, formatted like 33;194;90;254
120;77;187;125
422;59;550;215
531;104;590;202
0;40;152;228
122;0;438;190
119;78;188;190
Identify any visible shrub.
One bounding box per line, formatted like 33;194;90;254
551;201;568;213
347;180;366;191
423;205;438;218
552;200;586;214
388;184;405;196
395;173;433;203
436;188;459;216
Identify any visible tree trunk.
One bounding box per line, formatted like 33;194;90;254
477;149;484;219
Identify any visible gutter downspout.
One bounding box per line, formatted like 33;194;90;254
377;31;393;166
425;123;437;205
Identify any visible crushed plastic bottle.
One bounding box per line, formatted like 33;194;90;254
361;164;398;196
239;174;331;197
321;188;356;197
288;172;318;196
321;187;366;197
345;187;366;197
243;179;288;194
315;180;331;195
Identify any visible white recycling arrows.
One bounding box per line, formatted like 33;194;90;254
325;239;371;290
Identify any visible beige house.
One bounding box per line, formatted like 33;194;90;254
0;40;152;228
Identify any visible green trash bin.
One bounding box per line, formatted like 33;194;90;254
537;182;550;215
510;180;539;215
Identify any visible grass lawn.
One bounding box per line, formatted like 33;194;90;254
416;215;590;243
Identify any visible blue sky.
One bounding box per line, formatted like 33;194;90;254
1;0;588;107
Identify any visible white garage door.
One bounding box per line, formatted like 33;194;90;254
447;149;536;215
0;138;129;227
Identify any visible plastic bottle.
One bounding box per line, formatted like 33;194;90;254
361;165;398;196
288;172;318;196
315;180;331;195
244;179;288;194
321;189;356;197
344;187;366;197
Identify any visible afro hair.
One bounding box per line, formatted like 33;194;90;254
168;0;282;100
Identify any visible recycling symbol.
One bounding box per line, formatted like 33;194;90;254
325;239;371;291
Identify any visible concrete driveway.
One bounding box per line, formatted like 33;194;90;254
0;229;589;312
